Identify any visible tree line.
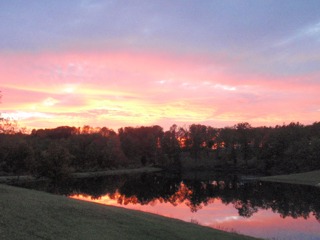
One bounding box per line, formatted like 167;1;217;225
1;121;320;181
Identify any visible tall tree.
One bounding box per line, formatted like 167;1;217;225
118;126;163;166
235;122;253;167
219;127;237;166
188;124;207;161
161;124;181;167
34;141;74;184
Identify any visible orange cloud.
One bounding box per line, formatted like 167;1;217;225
1;50;319;130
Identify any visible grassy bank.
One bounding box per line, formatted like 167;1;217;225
0;184;259;240
260;170;320;186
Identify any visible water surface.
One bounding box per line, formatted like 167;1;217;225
14;172;320;239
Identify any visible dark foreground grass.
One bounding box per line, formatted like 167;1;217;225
260;170;320;186
0;184;259;240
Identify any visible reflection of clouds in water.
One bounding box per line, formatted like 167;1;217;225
71;193;320;240
67;175;320;240
213;215;241;224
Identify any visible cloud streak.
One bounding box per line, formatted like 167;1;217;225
1;49;319;130
1;1;319;130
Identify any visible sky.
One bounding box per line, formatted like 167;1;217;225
1;0;320;131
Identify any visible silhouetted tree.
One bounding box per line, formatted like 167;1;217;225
188;124;207;160
0;135;33;176
235;122;253;167
118;125;163;166
34;141;74;184
219;127;237;166
161;124;181;168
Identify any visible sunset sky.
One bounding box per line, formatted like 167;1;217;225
1;0;320;131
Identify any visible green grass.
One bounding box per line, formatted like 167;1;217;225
260;170;320;186
0;184;259;240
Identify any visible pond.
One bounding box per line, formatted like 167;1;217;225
13;172;320;240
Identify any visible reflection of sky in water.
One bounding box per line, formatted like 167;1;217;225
71;194;320;240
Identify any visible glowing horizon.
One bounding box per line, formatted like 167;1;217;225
1;1;319;131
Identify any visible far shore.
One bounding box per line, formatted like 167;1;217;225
0;166;162;183
260;170;320;187
71;166;163;178
3;168;320;188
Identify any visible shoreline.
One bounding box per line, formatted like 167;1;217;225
0;166;163;183
0;184;259;240
260;170;320;187
3;168;320;187
71;166;162;178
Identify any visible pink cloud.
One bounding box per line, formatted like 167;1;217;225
1;50;319;130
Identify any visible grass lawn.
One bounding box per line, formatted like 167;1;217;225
0;184;259;240
260;170;320;186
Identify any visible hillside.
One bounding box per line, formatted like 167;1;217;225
0;184;259;240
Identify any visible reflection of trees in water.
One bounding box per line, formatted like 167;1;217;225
259;183;320;220
233;200;258;218
79;174;320;220
17;173;320;221
216;180;320;220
